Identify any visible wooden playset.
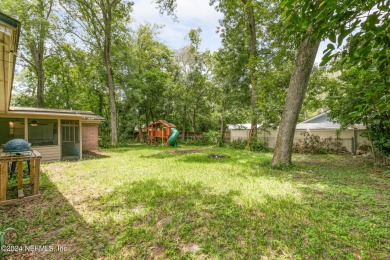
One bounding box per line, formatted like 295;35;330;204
133;120;179;146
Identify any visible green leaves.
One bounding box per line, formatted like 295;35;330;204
337;26;355;47
325;58;390;155
326;43;335;51
329;32;336;43
155;0;177;18
321;41;337;65
363;13;380;31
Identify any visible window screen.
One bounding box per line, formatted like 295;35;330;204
28;119;58;146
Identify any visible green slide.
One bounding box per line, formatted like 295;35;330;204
168;128;179;146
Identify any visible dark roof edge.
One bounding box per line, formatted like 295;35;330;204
0;12;20;28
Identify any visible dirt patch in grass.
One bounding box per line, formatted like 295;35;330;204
167;149;203;154
182;242;201;253
157;216;172;228
82;150;109;159
207;154;230;159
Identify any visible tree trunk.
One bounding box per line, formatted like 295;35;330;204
182;104;187;141
30;44;45;107
220;98;226;142
98;90;104;116
105;54;118;146
62;63;70;108
189;109;196;133
243;0;258;137
29;0;52;108
36;66;45;107
272;35;320;166
149;108;156;123
102;3;118;146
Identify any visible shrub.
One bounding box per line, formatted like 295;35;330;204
229;138;247;150
293;131;349;154
249;137;270;152
204;130;222;146
226;138;270;152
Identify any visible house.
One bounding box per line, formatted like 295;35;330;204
0;13;104;162
228;112;369;153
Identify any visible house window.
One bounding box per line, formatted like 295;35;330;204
0;118;25;146
28;119;58;146
61;120;80;143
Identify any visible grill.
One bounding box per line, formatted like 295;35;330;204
2;139;32;154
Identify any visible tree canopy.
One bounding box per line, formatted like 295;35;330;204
5;0;388;160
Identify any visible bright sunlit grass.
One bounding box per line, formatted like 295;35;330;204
1;145;389;259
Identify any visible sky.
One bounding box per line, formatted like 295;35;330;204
132;0;326;64
132;0;223;52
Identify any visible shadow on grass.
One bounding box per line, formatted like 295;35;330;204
95;179;292;258
0;173;107;259
1;159;389;258
140;151;236;164
179;154;238;164
91;178;389;258
140;152;178;160
82;150;111;160
290;155;389;188
244;154;386;190
3;146;384;258
105;145;160;153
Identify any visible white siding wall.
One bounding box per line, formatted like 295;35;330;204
230;130;250;141
230;128;370;153
32;145;60;162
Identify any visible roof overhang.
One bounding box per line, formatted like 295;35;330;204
0;13;20;113
1;106;105;122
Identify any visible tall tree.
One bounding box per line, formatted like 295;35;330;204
242;0;258;137
112;24;182;141
3;0;57;107
212;0;295;138
174;29;213;139
43;43;106;112
62;0;133;146
211;0;260;136
213;45;251;141
272;34;320;165
272;0;384;166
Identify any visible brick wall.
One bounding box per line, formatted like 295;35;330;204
82;123;98;151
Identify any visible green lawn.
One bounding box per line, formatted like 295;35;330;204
1;145;389;259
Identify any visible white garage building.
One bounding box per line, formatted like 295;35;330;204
227;112;369;153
